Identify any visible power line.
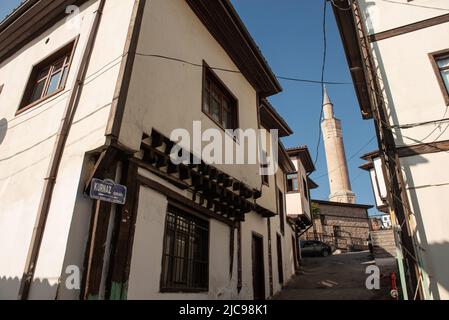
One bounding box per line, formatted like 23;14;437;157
313;0;328;167
393;116;449;129
135;53;352;86
313;136;376;180
330;0;449;12
378;0;449;12
329;0;351;11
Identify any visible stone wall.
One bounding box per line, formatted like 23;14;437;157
302;202;370;251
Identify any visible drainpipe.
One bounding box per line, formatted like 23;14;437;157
18;0;106;300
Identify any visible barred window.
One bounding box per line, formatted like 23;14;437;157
160;205;209;292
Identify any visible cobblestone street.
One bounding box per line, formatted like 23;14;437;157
274;251;394;300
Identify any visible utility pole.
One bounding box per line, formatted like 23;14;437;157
348;0;423;299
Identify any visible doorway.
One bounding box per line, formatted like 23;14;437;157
252;233;265;300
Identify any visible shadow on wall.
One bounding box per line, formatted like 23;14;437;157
426;242;449;299
364;28;446;300
0;118;7;145
0;276;57;300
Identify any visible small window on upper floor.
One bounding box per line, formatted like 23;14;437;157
430;50;449;106
286;173;299;193
261;150;270;186
18;41;76;114
0;84;4;95
202;62;238;130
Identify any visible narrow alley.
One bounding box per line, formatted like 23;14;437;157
275;252;392;300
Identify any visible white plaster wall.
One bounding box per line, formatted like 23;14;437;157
119;0;261;190
127;180;239;299
370;23;449;146
258;129;278;214
285;157;311;218
401;153;449;300
358;2;449;300
0;0;135;299
359;0;449;34
127;168;297;300
239;212;271;299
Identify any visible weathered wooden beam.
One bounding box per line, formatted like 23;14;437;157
178;164;190;181
166;162;178;175
151;130;164;149
253;189;262;200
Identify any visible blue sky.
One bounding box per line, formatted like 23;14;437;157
0;1;379;214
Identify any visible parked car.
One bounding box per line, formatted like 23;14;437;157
300;240;333;257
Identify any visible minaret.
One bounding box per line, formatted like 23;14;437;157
321;87;356;204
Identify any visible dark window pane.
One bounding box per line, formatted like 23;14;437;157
203;90;210;113
223;109;230;128
441;69;449;93
437;57;449;69
287;173;299;192
30;80;46;103
202;66;237;129
60;66;69;89
36;67;50;81
210;97;221;122
52;58;65;72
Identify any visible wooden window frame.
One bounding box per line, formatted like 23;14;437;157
202;61;239;131
17;38;78;115
261;151;270;186
278;188;285;236
286;173;299;194
160;203;210;293
429;49;449;106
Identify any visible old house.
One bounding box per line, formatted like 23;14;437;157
306;200;371;252
0;0;301;300
333;0;449;299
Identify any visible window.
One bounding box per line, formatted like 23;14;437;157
333;226;342;238
160;205;209;292
19;41;75;113
261;172;269;186
430;50;449;105
0;84;3;96
261;151;269;186
286;173;299;193
202;62;238;129
278;189;285;235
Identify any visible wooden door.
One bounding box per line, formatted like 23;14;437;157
252;234;265;300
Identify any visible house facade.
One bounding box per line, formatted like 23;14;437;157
333;0;449;299
0;0;302;300
285;146;316;222
304;200;371;252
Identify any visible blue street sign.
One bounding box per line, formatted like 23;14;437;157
90;178;127;205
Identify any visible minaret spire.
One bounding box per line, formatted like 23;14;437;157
323;86;334;120
321;88;356;204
